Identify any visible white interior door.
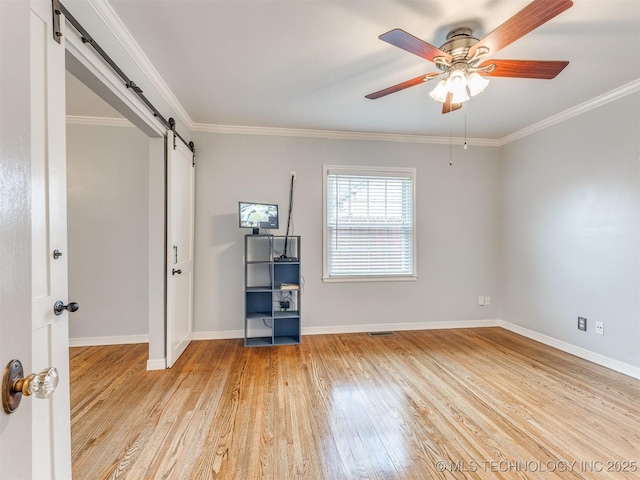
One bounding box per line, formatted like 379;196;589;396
30;0;72;478
0;1;33;477
166;134;195;368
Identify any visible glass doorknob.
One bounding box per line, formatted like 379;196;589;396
2;360;59;414
26;367;59;398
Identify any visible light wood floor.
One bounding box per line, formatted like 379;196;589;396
70;328;640;479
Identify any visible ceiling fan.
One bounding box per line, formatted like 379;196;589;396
365;0;573;114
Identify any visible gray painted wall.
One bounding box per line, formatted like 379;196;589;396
65;92;640;371
501;93;640;367
66;124;150;339
192;133;502;335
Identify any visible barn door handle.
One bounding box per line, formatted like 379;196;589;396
2;360;59;414
172;269;182;275
54;301;79;316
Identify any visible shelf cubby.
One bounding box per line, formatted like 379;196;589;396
244;235;300;347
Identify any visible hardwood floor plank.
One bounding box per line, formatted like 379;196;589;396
70;328;640;479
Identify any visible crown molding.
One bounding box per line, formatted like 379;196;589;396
85;0;194;131
67;77;638;144
499;79;640;145
66;115;134;128
191;122;501;147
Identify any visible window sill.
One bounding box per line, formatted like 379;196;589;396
322;275;417;283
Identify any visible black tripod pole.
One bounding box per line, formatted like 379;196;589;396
281;174;294;258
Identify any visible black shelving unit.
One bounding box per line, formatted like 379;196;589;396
244;235;301;347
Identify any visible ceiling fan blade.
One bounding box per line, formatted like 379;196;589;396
479;59;569;79
379;29;451;63
468;0;573;58
442;92;463;114
365;73;440;100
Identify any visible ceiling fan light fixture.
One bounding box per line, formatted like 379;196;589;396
429;79;448;102
450;87;470;104
445;69;470;103
430;69;484;104
446;69;466;93
467;72;490;96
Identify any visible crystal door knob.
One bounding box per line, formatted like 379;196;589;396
2;360;59;414
28;367;59;399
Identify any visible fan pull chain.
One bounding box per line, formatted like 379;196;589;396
464;99;468;150
449;105;453;166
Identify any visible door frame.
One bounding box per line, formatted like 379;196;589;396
65;21;170;369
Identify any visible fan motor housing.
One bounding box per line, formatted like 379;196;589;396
439;27;479;62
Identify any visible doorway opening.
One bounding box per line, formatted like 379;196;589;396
65;70;150;348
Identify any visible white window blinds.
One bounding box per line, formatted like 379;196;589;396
324;167;415;279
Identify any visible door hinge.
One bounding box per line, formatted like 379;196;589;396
190;141;196;167
52;0;63;43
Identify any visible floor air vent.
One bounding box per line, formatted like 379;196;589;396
368;331;396;337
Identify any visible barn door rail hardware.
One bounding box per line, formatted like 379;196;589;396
51;0;194;154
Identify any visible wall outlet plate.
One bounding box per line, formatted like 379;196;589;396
595;321;604;335
578;317;587;331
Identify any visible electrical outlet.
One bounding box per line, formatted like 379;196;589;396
578;317;587;331
478;296;485;306
485;296;491;305
595;321;604;335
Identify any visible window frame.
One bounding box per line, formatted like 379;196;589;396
322;164;417;283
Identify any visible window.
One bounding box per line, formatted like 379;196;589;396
323;165;416;281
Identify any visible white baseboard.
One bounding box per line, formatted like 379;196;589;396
69;334;149;347
301;319;499;336
190;320;498;341
192;330;244;340
146;358;166;370
497;321;640;380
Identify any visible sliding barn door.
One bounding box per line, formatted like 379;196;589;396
166;134;195;367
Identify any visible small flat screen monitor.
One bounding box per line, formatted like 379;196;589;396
239;202;279;234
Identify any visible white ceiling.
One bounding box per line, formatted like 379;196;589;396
67;0;640;140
